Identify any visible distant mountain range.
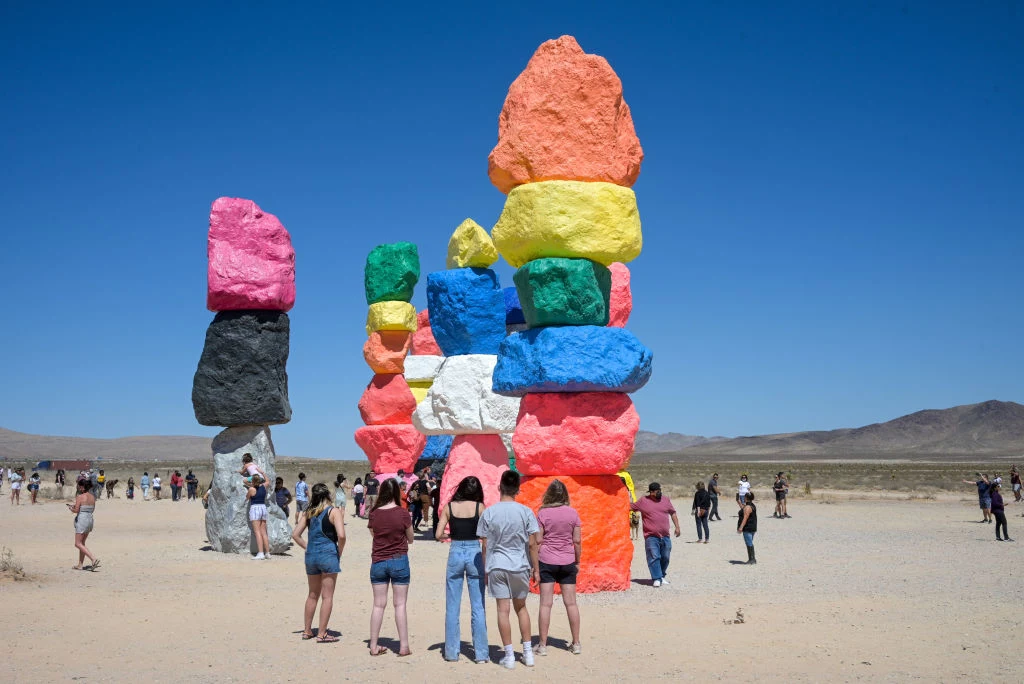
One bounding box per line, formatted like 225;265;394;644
2;400;1022;465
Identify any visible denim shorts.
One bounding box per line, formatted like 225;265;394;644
980;497;992;510
370;555;410;585
305;547;340;576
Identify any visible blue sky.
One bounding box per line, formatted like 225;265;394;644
1;2;1021;457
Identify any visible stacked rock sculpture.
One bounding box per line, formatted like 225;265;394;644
412;220;521;508
354;243;426;479
192;198;295;554
489;36;652;592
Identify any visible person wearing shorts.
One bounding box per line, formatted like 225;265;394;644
477;470;540;670
535;479;582;656
1011;466;1021;503
964;474;992;523
246;475;270;560
367;478;413;656
363;472;380;516
292;483;345;642
294;472;310;524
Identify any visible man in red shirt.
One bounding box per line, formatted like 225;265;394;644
629;482;681;587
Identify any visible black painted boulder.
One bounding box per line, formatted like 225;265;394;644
192;310;292;426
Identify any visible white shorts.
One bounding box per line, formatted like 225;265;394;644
249;504;268;521
1014;484;1021;493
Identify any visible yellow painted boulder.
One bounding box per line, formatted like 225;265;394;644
365;301;417;335
447;219;499;269
408;380;432;404
491;181;641;267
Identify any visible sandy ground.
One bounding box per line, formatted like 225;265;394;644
1;492;1022;682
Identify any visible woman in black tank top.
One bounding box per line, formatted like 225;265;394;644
738;492;757;565
435;476;489;663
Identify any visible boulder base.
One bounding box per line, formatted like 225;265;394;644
366;301;417;335
207;197;296;312
426;269;506;356
520;474;631;592
447;218;499;268
492;181;642;268
358;374;416;425
488;35;643;194
364;242;420;304
363;330;411;374
514;257;611;327
493;326;653;395
410;309;443;355
608;262;632;327
512;393;638;475
192;311;291;426
354;425;426;473
205;426;292;554
412;355;520;434
439;435;509;511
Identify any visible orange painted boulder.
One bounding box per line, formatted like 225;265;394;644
439;434;509;511
512;393;638;475
357;374;416;425
411;309;443;356
607;262;632;328
520;475;631;592
363;330;411;374
488;35;643;194
354;425;425;473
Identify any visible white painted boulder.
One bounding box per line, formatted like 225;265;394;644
404;355;444;382
412;354;520;435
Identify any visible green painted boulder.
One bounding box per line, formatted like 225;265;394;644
364;242;421;304
513;257;611;327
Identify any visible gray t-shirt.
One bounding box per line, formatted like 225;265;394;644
477;501;539;573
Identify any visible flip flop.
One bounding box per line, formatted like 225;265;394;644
301;632;315;640
317;634;339;643
369;646;389;656
397;651;412;657
88;559;101;571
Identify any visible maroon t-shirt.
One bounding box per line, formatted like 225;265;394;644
630;495;677;538
368;505;412;563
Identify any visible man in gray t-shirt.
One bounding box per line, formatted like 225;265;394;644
476;470;539;670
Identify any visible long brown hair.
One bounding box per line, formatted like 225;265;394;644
371;478;401;512
540;479;570;509
307;483;332;519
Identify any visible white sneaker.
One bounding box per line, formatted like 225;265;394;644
661;576;670;585
535;645;547;656
253;553;265;560
571;642;582;655
522;648;535;667
653;579;662;587
500;655;516;670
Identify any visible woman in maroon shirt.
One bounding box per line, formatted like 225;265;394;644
367;478;414;656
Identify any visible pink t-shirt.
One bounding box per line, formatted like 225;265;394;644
630;495;677;538
537;505;582;565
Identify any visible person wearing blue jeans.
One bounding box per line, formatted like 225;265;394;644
436;476;489;663
738;492;758;565
630;482;681;587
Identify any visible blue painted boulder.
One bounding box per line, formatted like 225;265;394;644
492;326;653;395
420;434;454;460
426;268;506;356
504;286;525;325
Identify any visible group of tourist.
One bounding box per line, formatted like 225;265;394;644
964;468;1018;541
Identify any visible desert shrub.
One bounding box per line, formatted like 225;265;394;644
0;546;26;580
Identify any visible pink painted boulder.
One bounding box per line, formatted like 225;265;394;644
512;393;638;475
354;425;426;474
607;262;632;327
411;309;443;356
357;374;416;425
207;198;296;312
439;434;509;512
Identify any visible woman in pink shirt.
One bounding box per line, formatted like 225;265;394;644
534;479;582;656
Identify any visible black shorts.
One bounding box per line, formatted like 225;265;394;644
539;561;578;585
775;490;785;501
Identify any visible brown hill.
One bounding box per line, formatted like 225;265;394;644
0;428;215;465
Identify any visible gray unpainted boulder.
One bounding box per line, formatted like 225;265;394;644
205;425;292;554
192;310;292;427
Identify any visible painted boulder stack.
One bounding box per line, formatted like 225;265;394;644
489;36;652;592
355;243;425;475
192;197;294;554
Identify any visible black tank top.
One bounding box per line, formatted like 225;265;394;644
448;502;481;540
741;503;757;532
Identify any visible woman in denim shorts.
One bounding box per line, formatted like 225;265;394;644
292;483;346;642
367;478;414;656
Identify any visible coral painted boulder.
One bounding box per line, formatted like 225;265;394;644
512;393;638;475
519;474;631;592
363;330;411;374
439;435;509;511
412;355;521;434
607;262;632;327
514;257;611;328
365;301;417;335
491;181;642;268
426;269;506;356
403;355;444;382
492;326;653;395
358;374;416;425
207;198;296;312
488;35;643;194
504;287;525;325
410;309;443;356
364;242;420;305
447;219;499;269
354;425;426;473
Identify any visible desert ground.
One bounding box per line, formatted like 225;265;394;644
1;471;1022;682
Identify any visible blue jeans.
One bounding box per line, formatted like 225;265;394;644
444;540;488;661
743;531;755;547
644;536;672;580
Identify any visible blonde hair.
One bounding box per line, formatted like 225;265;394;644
306;483;332;519
540;479;571;509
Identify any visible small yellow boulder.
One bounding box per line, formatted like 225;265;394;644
491;180;642;267
447;218;499;269
408;380;432;404
366;301;417;335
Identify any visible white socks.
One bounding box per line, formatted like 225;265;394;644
504;645;514;658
